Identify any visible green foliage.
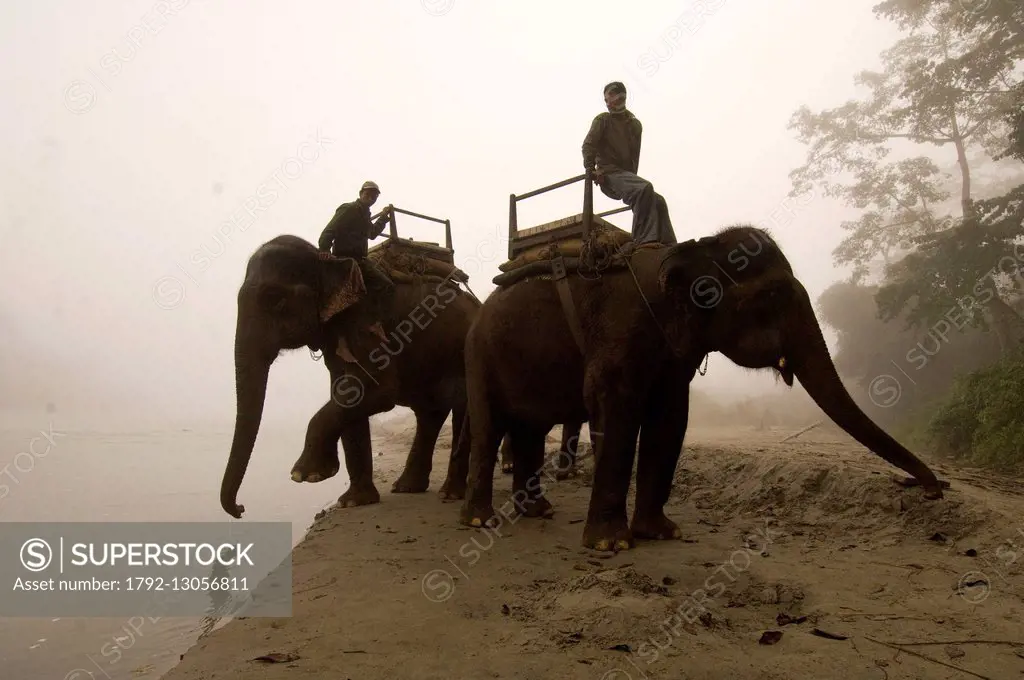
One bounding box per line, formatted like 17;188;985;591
925;343;1024;468
888;391;954;451
874;220;1012;329
1008;84;1024;162
975;181;1024;240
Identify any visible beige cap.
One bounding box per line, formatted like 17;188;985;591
360;180;380;192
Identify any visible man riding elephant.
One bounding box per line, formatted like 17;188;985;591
458;225;945;552
582;81;677;247
318;180;396;361
220;232;481;519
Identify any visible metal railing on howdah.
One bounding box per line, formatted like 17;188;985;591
370;205;453;251
506;170;630;259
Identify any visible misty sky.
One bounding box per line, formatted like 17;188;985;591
0;0;909;429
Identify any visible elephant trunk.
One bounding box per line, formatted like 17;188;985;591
220;321;273;518
792;309;943;498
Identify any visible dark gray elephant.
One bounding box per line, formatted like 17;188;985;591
459;225;945;551
220;235;479;518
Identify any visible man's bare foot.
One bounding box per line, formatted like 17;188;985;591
368;322;388;344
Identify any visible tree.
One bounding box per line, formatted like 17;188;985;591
874;0;1024;160
1008;82;1024;161
788;5;1024;349
828;157;953;282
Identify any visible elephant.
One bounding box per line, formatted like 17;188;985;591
459;225;945;551
499;421;585;480
220;234;480;519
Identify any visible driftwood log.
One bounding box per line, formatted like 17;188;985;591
780;421;823;443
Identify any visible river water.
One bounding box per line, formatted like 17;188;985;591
0;418;377;680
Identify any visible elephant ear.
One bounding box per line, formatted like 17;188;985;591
318;257;366;324
657;237;719;299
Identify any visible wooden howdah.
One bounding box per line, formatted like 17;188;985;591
366;205;455;265
507;171;630;261
509;213;626;261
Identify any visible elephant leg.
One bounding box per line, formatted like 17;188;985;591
499;434;514;473
439;400;469;501
509;424;554;519
460;402;505;529
631;383;688;540
554;421;583;481
582;394;642;552
291;401;345;483
289;398;381;508
392;408;447;493
291;365;395;485
336;416;381;508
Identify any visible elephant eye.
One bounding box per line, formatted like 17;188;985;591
258;285;289;313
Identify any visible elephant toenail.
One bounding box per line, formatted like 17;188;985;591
470;518;482;528
308;473;322;483
595;539;611;551
615;539;630;551
291;471;302;482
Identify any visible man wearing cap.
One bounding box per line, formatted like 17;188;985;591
318;181;395;348
581;81;677;247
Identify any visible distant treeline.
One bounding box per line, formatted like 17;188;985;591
819;280;1024;469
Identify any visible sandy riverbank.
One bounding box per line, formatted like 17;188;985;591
162;418;1024;679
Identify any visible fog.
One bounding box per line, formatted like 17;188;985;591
1;0;905;431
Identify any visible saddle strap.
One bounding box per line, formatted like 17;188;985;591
551;256;587;354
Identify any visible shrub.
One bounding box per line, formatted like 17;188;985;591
925;343;1024;469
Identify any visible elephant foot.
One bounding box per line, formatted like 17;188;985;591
892;474;949;499
516;495;555;519
391;471;430;494
631;512;683;541
551;451;576;480
924;477;950;499
438;478;466;501
501;462;513;474
582;519;634;553
459;501;499;529
290;460;340;484
337;484;381;508
554;466;576;481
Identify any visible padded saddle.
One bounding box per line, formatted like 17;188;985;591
493;222;669;353
492;225;663;288
368;236;470;284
